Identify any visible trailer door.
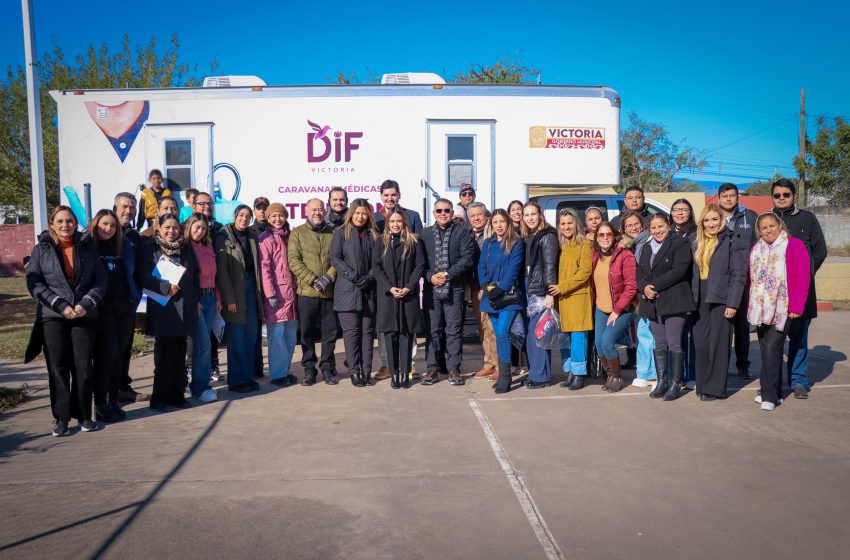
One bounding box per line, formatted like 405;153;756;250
426;120;495;220
144;123;214;196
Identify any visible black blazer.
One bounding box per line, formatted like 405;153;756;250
637;234;695;319
690;228;748;309
525;226;559;297
421;224;475;291
373;236;426;333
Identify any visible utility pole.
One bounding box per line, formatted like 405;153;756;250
798;88;806;207
21;0;48;237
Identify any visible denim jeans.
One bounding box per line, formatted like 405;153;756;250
489;310;518;363
593;307;633;360
226;278;259;388
527;310;552;383
191;291;218;398
787;317;812;390
267;320;297;380
635;316;656;380
559;331;588;376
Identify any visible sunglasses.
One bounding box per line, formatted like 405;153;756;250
772;192;793;199
460;191;475;197
596;232;613;239
434;208;453;214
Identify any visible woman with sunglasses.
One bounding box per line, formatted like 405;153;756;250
584;207;604;242
669;198;698;390
521;202;560;389
331;199;379;387
591;222;637;392
619;211;656;389
637;214;694;401
186;212;221;402
548;208;592;390
691;204;747;401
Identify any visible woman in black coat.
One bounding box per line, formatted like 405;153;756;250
637;213;695;401
691;204;747;401
373;210;426;388
27;205;106;436
521;202;560;388
138;214;200;411
330;199;379;387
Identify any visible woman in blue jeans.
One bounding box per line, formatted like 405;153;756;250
479;209;526;394
591;222;638;392
187;213;221;402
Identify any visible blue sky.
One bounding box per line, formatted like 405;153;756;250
2;0;848;186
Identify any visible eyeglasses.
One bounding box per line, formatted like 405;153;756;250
671;208;690;214
596;232;613;239
195;202;213;207
434;208;453;214
772;192;793;199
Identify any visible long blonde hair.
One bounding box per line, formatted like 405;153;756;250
695;204;726;279
490;209;518;254
519;201;551;240
382;209;418;259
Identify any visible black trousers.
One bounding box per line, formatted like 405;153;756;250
339;309;375;376
254;317;264;377
385;331;413;375
733;290;751;370
649;313;687;353
298;296;339;374
93;309;136;407
152;336;188;406
42;318;96;423
757;324;787;405
693;301;733;397
425;288;465;373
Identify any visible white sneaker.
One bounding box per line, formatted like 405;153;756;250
211;368;221;382
198;389;218;403
754;393;762;404
760;402;775;411
632;378;650;388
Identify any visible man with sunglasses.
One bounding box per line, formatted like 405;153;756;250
421;199;475;386
717;183;758;380
771;178;826;399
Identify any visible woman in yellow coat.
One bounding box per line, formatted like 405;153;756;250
548;208;593;390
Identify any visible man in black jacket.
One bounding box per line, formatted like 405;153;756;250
611;186;653;230
421;199;475;386
717;182;759;379
326;187;348;229
771;178;827;399
373;179;424;234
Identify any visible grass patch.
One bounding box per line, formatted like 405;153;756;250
132;331;153;356
0;385;28;413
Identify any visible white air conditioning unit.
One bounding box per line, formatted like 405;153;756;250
203;75;267;88
381;72;446;85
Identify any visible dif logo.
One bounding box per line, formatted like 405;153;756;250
307;119;363;163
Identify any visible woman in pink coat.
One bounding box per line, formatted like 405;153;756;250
748;212;810;411
258;203;298;386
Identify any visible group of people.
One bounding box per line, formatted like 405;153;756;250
26;174;826;437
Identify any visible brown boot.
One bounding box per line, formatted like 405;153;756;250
607;358;624;393
599;356;613;391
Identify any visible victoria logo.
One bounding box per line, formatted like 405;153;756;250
307;120;363;162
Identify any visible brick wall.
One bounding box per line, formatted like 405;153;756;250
0;224;35;276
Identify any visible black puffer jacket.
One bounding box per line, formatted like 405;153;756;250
26;231;106;321
690;227;748;309
330;226;376;312
525;226;559;297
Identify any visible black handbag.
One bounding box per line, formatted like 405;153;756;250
485;282;519;310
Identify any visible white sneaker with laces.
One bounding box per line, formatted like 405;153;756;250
632;378;649;388
760;401;775;411
199;389;218;403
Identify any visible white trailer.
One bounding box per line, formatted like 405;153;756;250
50;76;621;225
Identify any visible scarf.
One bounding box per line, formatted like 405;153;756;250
154;234;184;257
268;223;291;242
433;223;454;301
747;230;790;330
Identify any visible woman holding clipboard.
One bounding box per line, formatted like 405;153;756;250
138;214;200;411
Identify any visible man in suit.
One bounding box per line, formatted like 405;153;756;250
421;199;475;386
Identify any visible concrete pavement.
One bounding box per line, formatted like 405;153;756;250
1;313;850;559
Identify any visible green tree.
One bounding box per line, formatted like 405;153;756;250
0;34;215;214
621;111;706;192
451;56;539;84
794;116;850;206
744;174;792;196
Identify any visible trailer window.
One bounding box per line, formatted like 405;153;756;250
446;136;475;191
164;139;194;191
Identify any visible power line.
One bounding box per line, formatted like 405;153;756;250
706;115;797;154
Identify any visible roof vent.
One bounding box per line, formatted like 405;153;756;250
381;72;446;85
203;75;267;88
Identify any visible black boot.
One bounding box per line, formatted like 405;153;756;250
623;347;637;369
559;372;575;388
391;371;400;389
494;362;512;394
664;351;684;401
649;348;668;399
402;371;410;389
568;374;584;390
